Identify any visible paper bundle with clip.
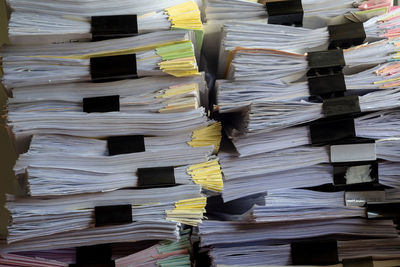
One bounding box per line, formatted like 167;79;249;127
230;110;400;156
6;0;203;49
4;184;206;252
202;0;393;66
3;229;193;266
14;132;223;195
223;40;400;84
217;9;400;77
205;237;400;266
0;30;199;92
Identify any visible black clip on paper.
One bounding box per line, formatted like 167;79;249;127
266;0;303;26
366;202;400;219
90;54;138;83
333;160;379;187
91;15;138;41
137;167;176;188
323;95;361;118
343;256;374;267
328;22;366;49
107;135;145;156
69;244;115;267
309;117;355;145
308;73;346;98
306;49;345;76
94;205;132;227
83;95;120;113
291;239;339;265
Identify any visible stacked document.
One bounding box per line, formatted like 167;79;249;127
220;152;400;201
221;89;400;136
201;0;393;66
15;135;222;195
4;185;205;252
206;238;400;266
1;0;219;260
253;188;400;222
1;30;200;94
2;229;192;266
217;9;400;77
204;0;392;25
229;110;400;156
223;39;400;83
6;0;203;48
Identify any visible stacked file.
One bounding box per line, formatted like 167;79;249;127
2;229;192;266
195;1;400;266
0;0;223;262
201;0;393;67
216;8;400;77
6;0;204;51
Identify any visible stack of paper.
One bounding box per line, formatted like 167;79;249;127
2;229;192;266
7;0;203;48
221;89;400;136
204;0;391;25
4;185;205;252
1;0;218;258
230;110;400;156
222;39;400;83
205;237;400;266
217;9;400;77
15;133;223;195
253;188;400;222
201;0;393;67
1;32;200;92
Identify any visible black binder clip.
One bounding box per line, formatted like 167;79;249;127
366;202;400;219
83;95;120;113
343;256;374;267
94;205;133;227
308;72;346;98
91;15;138;41
137;167;176;187
291;238;339;265
333;160;379;187
328;22;366;49
345;186;387;207
309;117;355;145
107;135;145;156
306;49;345;76
323;95;361;118
90;54;138;83
69;244;115;267
266;0;303;26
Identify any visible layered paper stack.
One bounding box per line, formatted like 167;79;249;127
0;0;223;263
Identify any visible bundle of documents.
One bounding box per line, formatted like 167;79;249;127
230;109;400;156
3;229;192;266
253;188;400;222
4;185;205;251
1;40;199;92
204;0;391;24
0;253;67;267
199;218;399;246
14;134;222;195
9;75;210;111
223;40;400;83
217;62;400;110
7;0;203;47
221;160;400;202
217;261;400;267
222;89;400;136
217;9;400;77
206;238;400;266
202;0;393;66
